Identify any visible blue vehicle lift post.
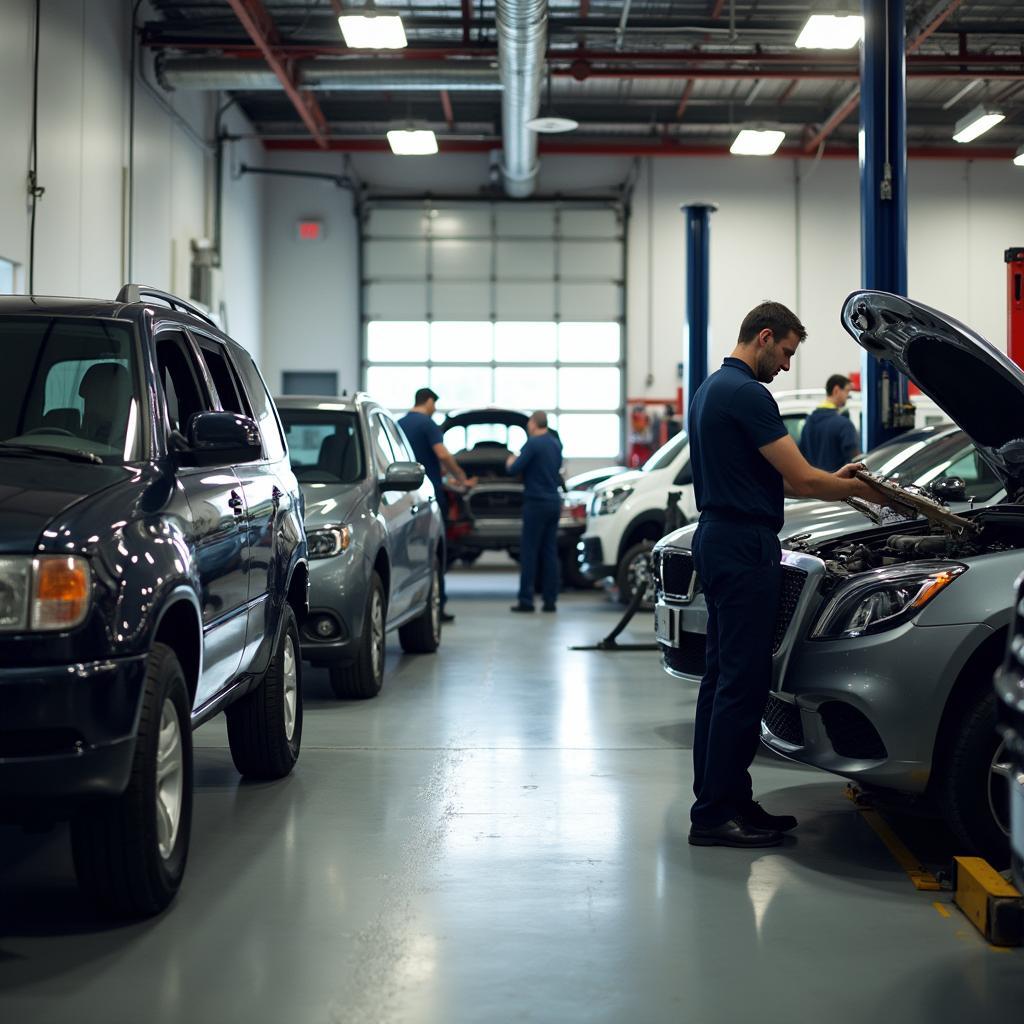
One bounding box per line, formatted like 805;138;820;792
681;202;718;428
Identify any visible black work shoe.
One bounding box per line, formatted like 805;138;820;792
510;603;535;613
542;603;557;613
688;818;784;848
741;800;798;833
441;611;455;624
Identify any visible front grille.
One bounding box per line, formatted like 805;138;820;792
662;631;707;676
662;551;696;602
820;702;887;760
772;566;807;653
0;729;84;759
762;694;804;745
580;536;604;565
468;490;523;519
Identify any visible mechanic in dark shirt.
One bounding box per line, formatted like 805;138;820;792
399;388;477;624
687;302;884;849
506;411;564;613
798;374;862;472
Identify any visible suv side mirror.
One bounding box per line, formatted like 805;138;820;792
184;411;262;465
928;475;967;503
381;461;425;492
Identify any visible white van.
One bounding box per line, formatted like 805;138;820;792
578;390;948;605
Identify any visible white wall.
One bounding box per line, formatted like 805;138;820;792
0;0;265;357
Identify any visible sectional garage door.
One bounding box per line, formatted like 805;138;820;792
360;199;626;459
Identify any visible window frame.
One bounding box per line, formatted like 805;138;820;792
153;329;215;444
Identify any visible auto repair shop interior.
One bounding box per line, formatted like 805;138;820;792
1;1;1024;1022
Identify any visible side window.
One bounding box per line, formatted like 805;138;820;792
234;353;286;461
781;413;805;443
155;333;211;436
196;339;250;418
368;413;397;474
382;416;413;461
942;449;1002;500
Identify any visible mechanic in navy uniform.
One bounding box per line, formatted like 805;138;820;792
798;374;863;472
506;411;563;613
687;302;884;848
399;388;477;624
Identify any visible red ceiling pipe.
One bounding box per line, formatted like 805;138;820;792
674;79;695;120
440;89;455;128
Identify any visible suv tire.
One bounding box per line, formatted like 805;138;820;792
70;643;193;917
399;558;442;654
936;689;1011;865
329;572;386;700
617;540;656;609
226;604;303;779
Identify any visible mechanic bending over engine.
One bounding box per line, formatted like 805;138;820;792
399;387;478;625
687;301;886;849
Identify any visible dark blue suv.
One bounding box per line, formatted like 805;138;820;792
0;286;308;915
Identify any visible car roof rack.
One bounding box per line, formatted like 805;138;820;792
115;284;218;329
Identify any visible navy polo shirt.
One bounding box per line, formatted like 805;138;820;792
508;432;563;500
689;357;789;532
799;406;860;473
398;411;444;495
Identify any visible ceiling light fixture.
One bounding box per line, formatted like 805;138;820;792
525;115;579;134
387;129;438;156
338;13;407;49
952;104;1005;143
730;129;786;156
1013;144;1024;168
795;14;865;49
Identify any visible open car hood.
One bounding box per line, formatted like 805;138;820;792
841;290;1024;502
441;408;529;431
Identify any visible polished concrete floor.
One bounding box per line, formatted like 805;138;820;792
1;558;1022;1024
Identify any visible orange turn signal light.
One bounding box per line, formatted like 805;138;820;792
32;556;91;629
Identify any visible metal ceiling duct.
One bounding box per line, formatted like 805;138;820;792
495;0;548;197
156;56;502;93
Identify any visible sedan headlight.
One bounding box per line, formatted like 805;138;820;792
0;555;91;632
811;562;966;640
592;486;634;516
307;525;352;559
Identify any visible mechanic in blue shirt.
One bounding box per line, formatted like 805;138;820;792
687;302;883;849
798;374;862;472
399;388;477;624
506;411;564;613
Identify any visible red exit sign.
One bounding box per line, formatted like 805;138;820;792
297;220;323;241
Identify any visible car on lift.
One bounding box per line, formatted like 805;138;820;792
653;290;1024;862
440;407;590;587
275;395;444;700
995;570;1024;890
0;286;308;916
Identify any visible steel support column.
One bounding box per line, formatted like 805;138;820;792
860;0;911;450
681;202;717;424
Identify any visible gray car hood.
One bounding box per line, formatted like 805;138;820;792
841;290;1024;501
300;483;365;528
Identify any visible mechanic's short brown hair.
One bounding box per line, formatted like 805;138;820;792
530;411;548;429
737;301;807;345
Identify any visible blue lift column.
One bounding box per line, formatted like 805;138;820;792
681;202;718;426
860;0;914;450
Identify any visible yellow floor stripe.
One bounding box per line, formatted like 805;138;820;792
933;901;951;918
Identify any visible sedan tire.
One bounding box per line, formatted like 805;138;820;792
70;643;193;917
329;571;386;700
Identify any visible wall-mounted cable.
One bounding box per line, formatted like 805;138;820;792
27;0;44;295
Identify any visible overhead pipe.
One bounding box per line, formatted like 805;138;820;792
495;0;548;198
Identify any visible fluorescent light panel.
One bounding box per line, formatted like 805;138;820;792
338;14;407;49
952;105;1005;143
730;129;786;156
795;14;864;49
387;129;438;155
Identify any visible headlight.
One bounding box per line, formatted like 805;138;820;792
307;525;352;559
593;486;634;516
0;555;91;632
811;562;966;640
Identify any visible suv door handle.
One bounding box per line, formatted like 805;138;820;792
229;491;244;514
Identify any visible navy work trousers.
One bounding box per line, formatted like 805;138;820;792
518;497;561;607
690;520;782;827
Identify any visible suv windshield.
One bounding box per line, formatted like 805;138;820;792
642;431;688;472
0;316;144;462
279;408;365;484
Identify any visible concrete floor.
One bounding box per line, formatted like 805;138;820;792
1;557;1022;1024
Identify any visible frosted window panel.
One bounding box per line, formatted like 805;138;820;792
559;322;620;363
431;322;494;362
495;281;555;320
365;208;428;238
558;367;621;410
559;282;621;320
494;322;557;362
430;366;492;410
557;414;622;458
429;207;491;237
494;367;556;409
364;239;427;277
561;208;620;238
432;281;491;320
560;241;620;280
365;366;426;411
432;239;492;280
367;321;429;362
495;205;554;237
467;423;526;450
365;282;427;320
496;240;555;279
0;259;14;294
